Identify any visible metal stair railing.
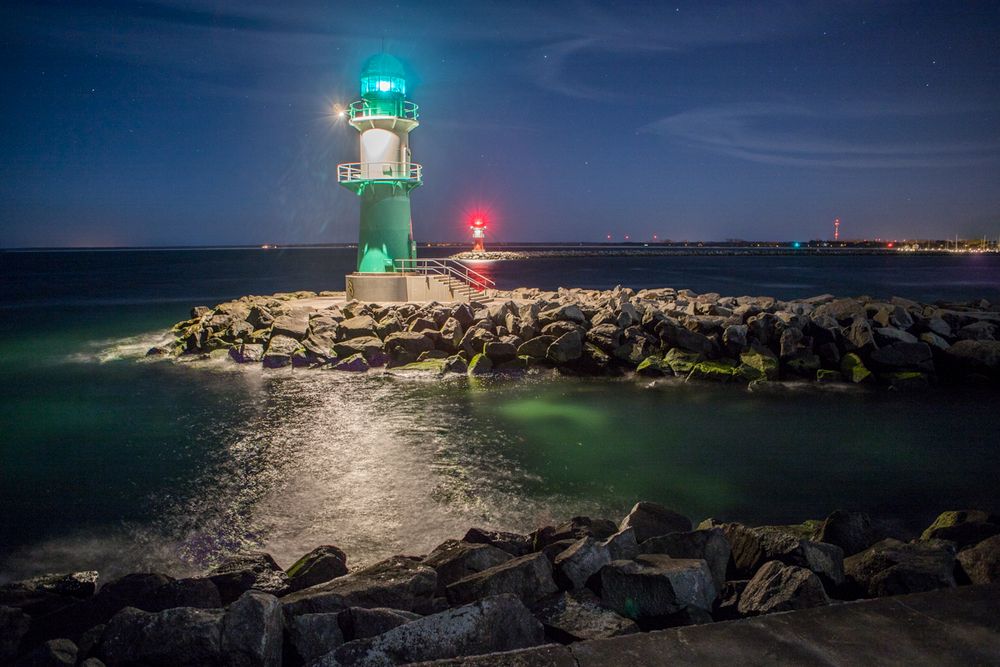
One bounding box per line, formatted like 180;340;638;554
393;258;495;293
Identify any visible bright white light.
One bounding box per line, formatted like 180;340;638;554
338;110;346;118
377;80;392;92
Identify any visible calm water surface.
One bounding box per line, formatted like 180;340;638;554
1;248;999;581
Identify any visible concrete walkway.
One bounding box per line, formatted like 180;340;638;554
422;583;1000;666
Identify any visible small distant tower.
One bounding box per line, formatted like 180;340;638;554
834;218;841;242
470;216;486;253
338;53;421;274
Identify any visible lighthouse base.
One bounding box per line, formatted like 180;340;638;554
345;273;473;303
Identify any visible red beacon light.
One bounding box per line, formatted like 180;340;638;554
469;215;487;252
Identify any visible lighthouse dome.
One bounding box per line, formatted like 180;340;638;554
361;53;406;95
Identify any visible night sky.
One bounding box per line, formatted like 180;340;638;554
2;1;999;247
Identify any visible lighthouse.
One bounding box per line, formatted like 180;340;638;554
470;216;486;253
338;53;421;275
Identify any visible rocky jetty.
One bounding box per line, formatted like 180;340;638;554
151;286;1000;389
2;504;998;665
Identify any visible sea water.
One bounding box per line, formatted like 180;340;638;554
1;247;999;581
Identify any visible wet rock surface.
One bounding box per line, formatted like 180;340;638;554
157;286;1000;389
4;502;997;665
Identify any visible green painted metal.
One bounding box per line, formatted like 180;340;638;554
341;53;421;273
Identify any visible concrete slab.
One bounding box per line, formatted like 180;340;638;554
421;584;1000;666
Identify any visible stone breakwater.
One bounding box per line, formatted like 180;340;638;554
2;504;998;665
151;286;1000;389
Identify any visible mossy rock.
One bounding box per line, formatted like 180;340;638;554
395;359;448;373
467;353;494;376
442;355;468;374
686;360;737;382
785;354;821;376
885;371;929;391
636;354;666;376
739;350;779;381
663;348;703;374
816;369;843;383
496;356;529;371
840;352;873;384
769;519;824;541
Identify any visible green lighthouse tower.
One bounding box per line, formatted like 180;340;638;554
338;53;421;274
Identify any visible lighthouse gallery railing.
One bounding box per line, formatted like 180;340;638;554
393;259;495;293
337;161;422;183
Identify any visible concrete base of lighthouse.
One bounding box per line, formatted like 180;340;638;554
345;273;475;303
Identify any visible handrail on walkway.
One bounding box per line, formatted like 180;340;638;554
393;258;495;293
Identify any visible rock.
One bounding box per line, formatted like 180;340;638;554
662;348;703;375
738;349;779;381
737;561;830;616
338;607;420;641
517;335;556;359
13;572;98;600
286;545;349;593
338;315;378;340
813;298;865;323
546;331;583;364
712;523;845;588
446;553;558;605
599;555;717;619
639;528;731;590
466;352;493;376
874;327;919;345
920;510;1000;548
220;591;282;667
98;606;225;666
1;605;31;662
79;658;105;667
944;339;1000;377
271;315;308;340
601;528;639;561
956;534;1000;584
635;354;666;376
423;540;513;596
462;528;532;557
532;590;638;642
553;537;611;590
384;331;434;358
484;341;518;363
844;317;877;352
816;369;842;382
281;556;436;617
442;355;468;374
813;510;877;556
840;352;873;383
844;538;956;598
151;577;222;610
919;331;951;351
655;319;715;356
208;553;289;604
287;613;343;664
332;336;383;361
540;304;586;325
957;320;996;341
619;501;692;543
869;341;934;372
325;595;544;667
262;335;299;368
687;360;737;382
75;624;105;662
331;353;369;372
15;638;77;666
229;343;264;363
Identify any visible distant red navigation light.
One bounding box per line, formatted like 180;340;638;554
887;242;894;248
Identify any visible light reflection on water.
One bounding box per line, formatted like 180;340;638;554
3;355;1000;582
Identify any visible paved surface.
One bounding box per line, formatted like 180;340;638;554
419;584;1000;666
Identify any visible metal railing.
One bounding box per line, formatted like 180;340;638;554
337;161;422;183
348;100;419;121
393;258;495;293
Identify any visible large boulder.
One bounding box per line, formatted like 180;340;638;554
423;540;513;596
532;590;639;643
338;315;378;340
843;538;956;598
446;553;558;606
868;341;934;372
553;537;611;590
262;335;300;368
956;534;1000;584
710;522;844;588
322;595;544;667
383;331;434;359
546;331;583;364
462;528;532;557
1;606;31;662
599;555;717;620
655;319;715;356
208;553;289;604
812;510;877;556
920;510;1000;548
601;528;639;561
98;606;225;666
220;591;283;667
271;315;308;340
281;556;436;617
14;638;77;666
338;607;420;641
619;501;692;543
639;528;731;590
517;336;556;359
944;339;1000;377
737;560;830;616
287;613;343;664
285;545;349;593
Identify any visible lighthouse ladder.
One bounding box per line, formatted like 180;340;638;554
393;259;495;299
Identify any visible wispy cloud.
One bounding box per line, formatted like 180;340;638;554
645;102;1000;168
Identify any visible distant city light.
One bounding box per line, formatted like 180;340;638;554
793;241;801;248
